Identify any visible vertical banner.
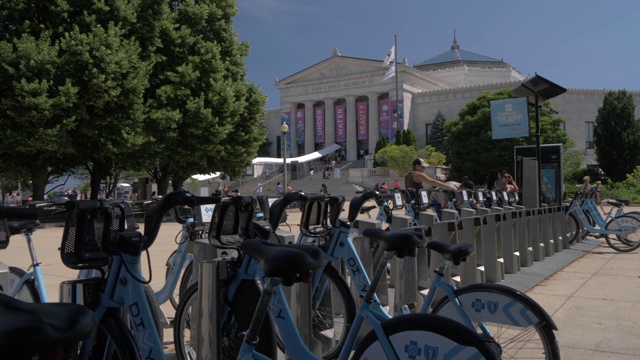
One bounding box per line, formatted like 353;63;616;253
335;104;346;142
378;99;391;140
281;113;291;154
314;105;325;144
390;100;403;144
357;101;368;140
295;108;305;145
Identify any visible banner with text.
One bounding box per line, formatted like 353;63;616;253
335;104;346;142
490;97;529;139
281;112;292;153
389;100;403;144
295;108;305;145
357;101;368;140
378;99;391;140
314;105;325;143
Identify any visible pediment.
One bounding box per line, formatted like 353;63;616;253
278;56;385;86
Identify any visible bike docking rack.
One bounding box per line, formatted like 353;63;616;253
346;198;576;319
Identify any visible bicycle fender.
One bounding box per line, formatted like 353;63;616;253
431;283;557;331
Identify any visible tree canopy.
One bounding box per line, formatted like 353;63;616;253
444;89;572;185
375;145;446;177
594;90;640;182
0;0;267;199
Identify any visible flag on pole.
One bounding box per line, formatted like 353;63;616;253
382;45;395;67
383;64;395;81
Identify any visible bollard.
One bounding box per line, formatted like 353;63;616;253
490;207;506;279
198;259;227;360
501;206;519;274
529;208;544;261
290;281;322;357
480;210;503;283
540;205;555;257
514;205;533;267
391;214;423;316
441;208;458;222
549;206;564;253
458;209;481;285
429;221;457;302
417;212;438;288
351;219;383;306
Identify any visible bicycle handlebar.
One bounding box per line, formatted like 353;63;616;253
0;206;39;220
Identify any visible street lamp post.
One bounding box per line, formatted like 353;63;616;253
281;123;289;193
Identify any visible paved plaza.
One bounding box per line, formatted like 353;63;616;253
1;205;639;359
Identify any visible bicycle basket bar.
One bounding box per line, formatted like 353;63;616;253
268;191;306;230
347;190;379;223
208;195;256;249
0;206;39;220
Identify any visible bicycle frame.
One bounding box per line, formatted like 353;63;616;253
155;217;194;304
78;252;166;360
8;229;49;302
566;196;632;236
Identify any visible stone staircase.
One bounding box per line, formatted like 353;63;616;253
228;160;402;199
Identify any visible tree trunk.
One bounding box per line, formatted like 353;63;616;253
30;167;49;201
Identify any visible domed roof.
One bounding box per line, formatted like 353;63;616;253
415;31;503;68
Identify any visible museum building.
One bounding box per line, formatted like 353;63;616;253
262;35;640;167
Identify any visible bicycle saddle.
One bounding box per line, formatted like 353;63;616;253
7;220;40;235
427;241;475;265
240;238;327;286
0;293;96;357
362;228;427;258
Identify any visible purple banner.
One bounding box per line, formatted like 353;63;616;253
335;104;346;142
378;99;391;140
295;108;305;145
281;112;291;153
357;101;368;140
389;100;403;144
314;105;325;143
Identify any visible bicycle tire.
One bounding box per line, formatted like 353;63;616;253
604;215;640;252
173;281;276;360
274;263;356;359
615;211;640;246
351;313;499;359
144;283;165;342
565;213;580;245
91;309;141;360
431;283;560;360
7;266;41;302
167;251;194;310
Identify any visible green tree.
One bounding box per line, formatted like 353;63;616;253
404;128;417;149
444;89;572;184
374;145;417;175
417;145;447;167
143;0;267;194
373;137;390;167
594;90;640;182
394;129;406;146
430;111;449;163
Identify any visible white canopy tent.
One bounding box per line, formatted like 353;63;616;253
251;143;341;178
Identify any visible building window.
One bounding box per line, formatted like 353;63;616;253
426;124;433;144
585;122;594;149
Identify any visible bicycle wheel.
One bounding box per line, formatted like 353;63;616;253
604;215;640;252
7;266;40;302
352;313;499;359
564;213;580;245
144;283;165;342
90;309;141;360
431;283;560;360
173;281;276;360
167;251;194;310
275;263;355;359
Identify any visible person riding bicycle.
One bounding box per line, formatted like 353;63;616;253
404;158;457;218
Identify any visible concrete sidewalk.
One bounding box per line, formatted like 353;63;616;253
1;210;639;359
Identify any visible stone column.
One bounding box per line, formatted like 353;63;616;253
304;101;314;155
346;96;357;161
367;93;379;156
325;98;335;146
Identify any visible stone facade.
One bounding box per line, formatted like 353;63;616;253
263;42;640;167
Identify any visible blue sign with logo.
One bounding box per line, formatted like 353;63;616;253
490;97;529;139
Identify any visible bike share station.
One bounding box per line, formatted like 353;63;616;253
184;75;572;359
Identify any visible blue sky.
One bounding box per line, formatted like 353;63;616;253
234;0;640;109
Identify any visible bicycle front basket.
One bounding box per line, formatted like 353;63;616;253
208;196;256;249
0;218;9;250
60;207;112;270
